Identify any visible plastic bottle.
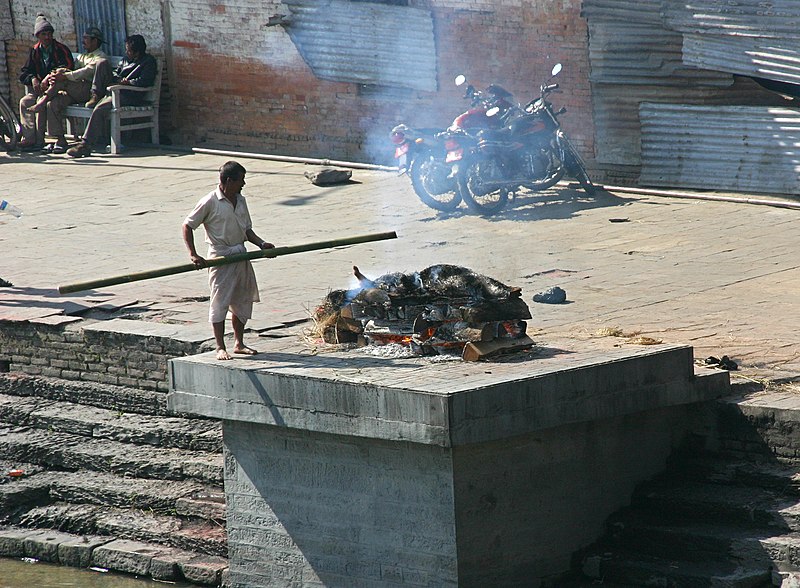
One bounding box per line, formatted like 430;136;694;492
0;200;22;218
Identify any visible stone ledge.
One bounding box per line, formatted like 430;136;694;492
169;339;731;446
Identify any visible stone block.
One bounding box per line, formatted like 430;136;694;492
180;554;228;585
0;528;31;557
23;529;76;563
58;535;112;568
92;539;166;576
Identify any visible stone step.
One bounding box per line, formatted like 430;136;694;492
0;392;221;452
716;391;800;461
582;551;771;588
0;373;169;416
0;469;224;519
0;526;227;586
607;515;800;570
14;501;227;558
632;481;800;531
0;426;223;484
663;454;800;496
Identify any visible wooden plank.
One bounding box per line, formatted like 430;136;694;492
462;335;535;362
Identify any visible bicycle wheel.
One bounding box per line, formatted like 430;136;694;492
0;94;21;151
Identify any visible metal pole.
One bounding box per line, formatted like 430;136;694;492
58;231;398;295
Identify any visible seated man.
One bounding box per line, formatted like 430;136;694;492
67;34;156;158
17;14;74;151
31;27;109;154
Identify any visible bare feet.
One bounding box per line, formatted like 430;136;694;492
233;345;257;355
216;348;233;360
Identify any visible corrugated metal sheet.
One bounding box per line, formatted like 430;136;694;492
663;0;800;39
73;0;126;58
284;0;436;91
581;0;664;24
588;21;731;86
591;84;756;165
683;33;800;86
639;103;800;194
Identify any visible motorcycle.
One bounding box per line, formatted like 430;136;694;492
455;63;599;216
389;79;513;212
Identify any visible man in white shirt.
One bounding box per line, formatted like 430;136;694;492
33;27;109;153
182;161;275;360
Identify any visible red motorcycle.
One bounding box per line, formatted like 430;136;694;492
455;64;599;216
390;79;513;212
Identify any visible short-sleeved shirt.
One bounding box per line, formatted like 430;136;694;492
184;188;253;258
64;48;108;83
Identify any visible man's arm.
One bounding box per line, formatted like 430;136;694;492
182;223;207;268
245;228;274;250
19;48;38;86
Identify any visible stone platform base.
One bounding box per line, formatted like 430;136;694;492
169;337;729;587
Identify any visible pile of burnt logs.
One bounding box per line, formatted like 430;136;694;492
314;264;534;361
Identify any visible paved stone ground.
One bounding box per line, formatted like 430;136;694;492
1;147;798;384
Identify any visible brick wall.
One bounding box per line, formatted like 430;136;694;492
0;321;210;392
165;0;593;163
4;0;593;164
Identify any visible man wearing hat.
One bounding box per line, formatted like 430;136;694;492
18;14;74;151
31;27;109;153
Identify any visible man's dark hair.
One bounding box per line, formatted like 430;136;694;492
220;161;246;182
125;34;146;55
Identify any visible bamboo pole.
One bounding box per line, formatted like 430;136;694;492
58;231;398;295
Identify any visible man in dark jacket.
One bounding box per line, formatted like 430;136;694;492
18;14;74;151
67;34;157;158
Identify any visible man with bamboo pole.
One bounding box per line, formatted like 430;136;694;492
182;161;274;360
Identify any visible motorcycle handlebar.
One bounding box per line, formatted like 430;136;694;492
543;83;560;94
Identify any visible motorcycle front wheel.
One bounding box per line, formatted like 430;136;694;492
409;154;462;212
561;136;597;195
458;159;510;216
0;95;20;152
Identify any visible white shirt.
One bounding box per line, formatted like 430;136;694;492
183;188;253;258
64;48;108;83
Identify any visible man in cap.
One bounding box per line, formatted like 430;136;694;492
30;27;110;153
67;34;157;158
18;14;74;151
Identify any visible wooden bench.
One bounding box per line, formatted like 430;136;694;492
63;53;161;154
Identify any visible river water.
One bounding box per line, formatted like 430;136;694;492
0;558;194;587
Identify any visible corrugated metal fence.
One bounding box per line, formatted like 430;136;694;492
284;0;437;92
583;0;800;195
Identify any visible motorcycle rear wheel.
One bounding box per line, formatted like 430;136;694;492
409;154;462;212
458;160;510;216
0;95;20;152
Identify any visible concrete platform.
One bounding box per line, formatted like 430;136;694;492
169;337;730;587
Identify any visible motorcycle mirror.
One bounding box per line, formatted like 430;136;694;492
486;106;500;117
551;63;562;77
455;74;466;87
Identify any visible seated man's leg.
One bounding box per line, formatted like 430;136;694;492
18;93;42;147
67;95;112;157
46;92;73;149
87;59;112;106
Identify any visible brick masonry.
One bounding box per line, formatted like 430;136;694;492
0;320;211;392
3;0;594;164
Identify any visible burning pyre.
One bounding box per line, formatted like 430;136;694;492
312;264;534;361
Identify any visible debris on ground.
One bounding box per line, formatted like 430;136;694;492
0;278;12;287
704;355;738;371
304;168;353;186
532;286;566;304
